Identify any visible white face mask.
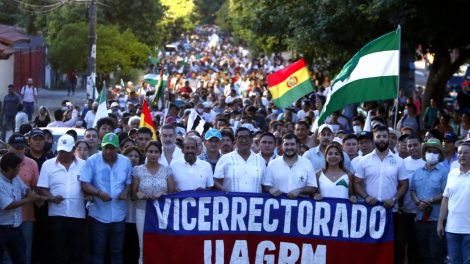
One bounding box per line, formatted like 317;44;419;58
353;125;362;134
425;152;440;164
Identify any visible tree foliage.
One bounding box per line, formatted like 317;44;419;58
192;0;225;25
155;0;195;45
101;0;165;46
48;23;150;76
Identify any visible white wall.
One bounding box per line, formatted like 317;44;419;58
0;56;14;101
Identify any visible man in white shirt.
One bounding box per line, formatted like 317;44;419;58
438;142;470;264
214;127;265;193
354;126;409;206
20;78;37;121
159;124;184;166
353;125;409;264
170;137;213;191
263;133;316;198
37;134;86;264
257;132;277;166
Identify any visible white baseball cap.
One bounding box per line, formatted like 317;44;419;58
56;134;75;152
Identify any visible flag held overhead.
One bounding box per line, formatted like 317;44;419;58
313;28;400;131
267;58;314;109
140;99;157;140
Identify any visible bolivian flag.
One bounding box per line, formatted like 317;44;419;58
267;59;314;109
140;99;157;140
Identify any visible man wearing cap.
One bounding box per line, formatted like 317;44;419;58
263;133;317;198
159;124;184;166
199;128;223;172
7;133;40;264
0;152;41;264
353;126;409;263
79;132;132;264
37;135;86;264
108;102;123;119
25;128;54;171
409;138;448;264
214;127;265;193
304;124;351;172
20;78;37;121
2;84;21;141
438;141;470;264
170;137;214;191
443;132;458;169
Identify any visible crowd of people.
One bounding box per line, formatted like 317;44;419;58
1;25;470;264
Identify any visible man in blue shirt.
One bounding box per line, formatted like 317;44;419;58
410;138;448;264
2;85;21;141
80;133;132;264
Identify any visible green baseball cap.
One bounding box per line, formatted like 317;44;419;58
101;132;119;148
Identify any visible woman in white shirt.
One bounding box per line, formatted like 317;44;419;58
314;142;357;202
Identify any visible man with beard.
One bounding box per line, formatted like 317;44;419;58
220;128;235;155
158;124;184;166
257;132;277;166
304;124;350;172
262;133;316;198
214;127;265;193
170;137;214;191
353;126;409;264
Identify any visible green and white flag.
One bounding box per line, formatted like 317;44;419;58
93;81;109;128
313;27;400;131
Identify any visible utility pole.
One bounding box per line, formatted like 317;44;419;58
86;0;97;100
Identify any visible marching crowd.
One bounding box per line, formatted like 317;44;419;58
1;25;470;264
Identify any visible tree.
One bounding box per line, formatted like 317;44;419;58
192;0;225;25
155;0;195;45
48;23;150;77
101;0;165;46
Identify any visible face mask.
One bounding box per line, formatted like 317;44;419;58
272;109;279;115
197;108;204;114
229;119;235;126
425;153;440;164
330;124;340;133
353;125;362;134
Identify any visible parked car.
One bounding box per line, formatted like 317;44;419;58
39;127;85;152
445;64;469;104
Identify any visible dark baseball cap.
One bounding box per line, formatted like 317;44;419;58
357;131;373;140
29;128;45;138
444;132;458;142
8;133;27;148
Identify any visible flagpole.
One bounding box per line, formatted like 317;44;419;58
393;25;401;130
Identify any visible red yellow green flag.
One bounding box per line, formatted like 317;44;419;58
140;99;157;140
267;58;314;109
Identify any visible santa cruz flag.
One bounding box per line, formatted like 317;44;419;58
267;59;315;109
314;28;400;129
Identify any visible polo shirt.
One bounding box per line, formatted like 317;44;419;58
443;168;470;234
263;156;316;194
0;172;26;227
214;151;265;193
410;164;448;221
37;158;86;219
79;153;132;223
170;159;214;191
303;146;351;173
355;149;408;201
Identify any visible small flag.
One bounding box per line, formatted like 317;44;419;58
93;81;109;128
152;69;166;110
267;59;315;109
314;28;400;130
186;109;211;135
140;99;157;140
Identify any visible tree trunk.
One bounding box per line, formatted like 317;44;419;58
422;47;469;114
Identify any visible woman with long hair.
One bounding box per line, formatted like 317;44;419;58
131;141;174;263
313;142;357;202
33;106;51;127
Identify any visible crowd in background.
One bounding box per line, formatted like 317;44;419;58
1;25;470;264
